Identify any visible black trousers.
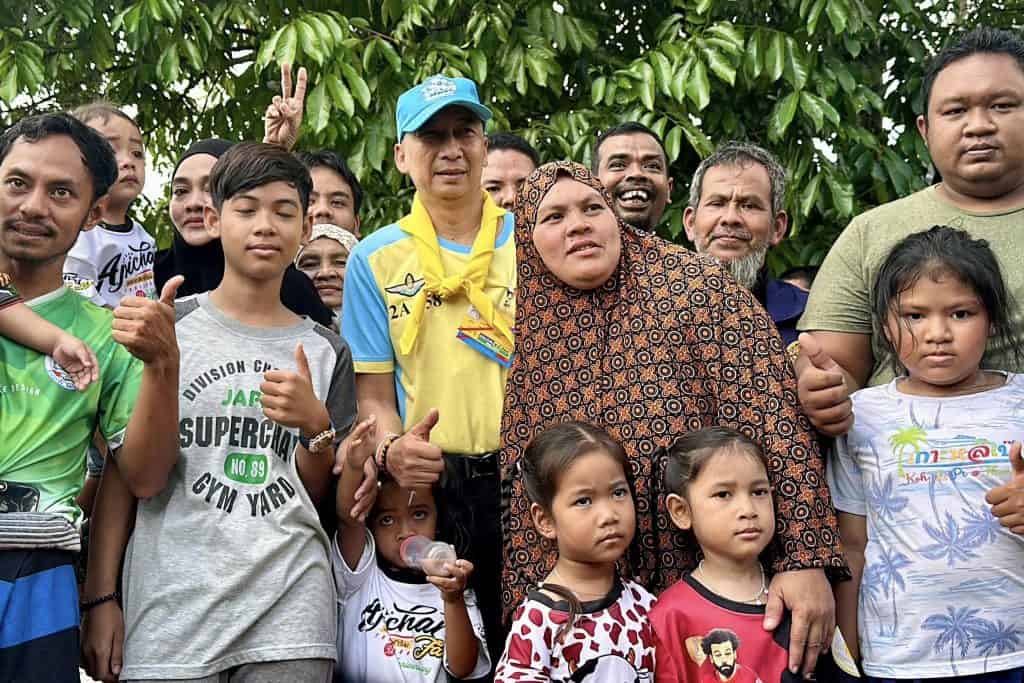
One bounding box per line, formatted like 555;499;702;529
442;452;506;681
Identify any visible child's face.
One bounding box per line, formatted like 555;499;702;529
169;153;217;246
884;272;990;396
369;482;438;568
667;448;774;565
531;450;635;567
206;181;311;283
87;116;145;209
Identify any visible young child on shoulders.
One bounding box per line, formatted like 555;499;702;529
64;102;156;307
496;421;656;682
332;410;491;682
0;272;97;390
830;225;1024;680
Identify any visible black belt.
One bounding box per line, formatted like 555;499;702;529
444;451;499;480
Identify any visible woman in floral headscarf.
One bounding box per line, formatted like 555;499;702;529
500;161;847;668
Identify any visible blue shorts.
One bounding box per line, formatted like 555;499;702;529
0;549;79;682
867;668;1024;683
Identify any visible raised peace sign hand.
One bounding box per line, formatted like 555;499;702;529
263;63;308;150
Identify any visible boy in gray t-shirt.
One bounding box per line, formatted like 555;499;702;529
84;143;356;682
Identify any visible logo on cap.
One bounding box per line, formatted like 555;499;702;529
422;76;457;102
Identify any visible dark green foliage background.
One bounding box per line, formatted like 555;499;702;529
2;1;1020;272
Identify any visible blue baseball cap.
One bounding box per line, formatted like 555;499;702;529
396;75;492;140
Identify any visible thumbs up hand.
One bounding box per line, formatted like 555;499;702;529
386;409;445;490
112;275;184;367
795;332;854;436
986;442;1024;535
261;343;330;437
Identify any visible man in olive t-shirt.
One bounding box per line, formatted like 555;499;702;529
796;27;1024;436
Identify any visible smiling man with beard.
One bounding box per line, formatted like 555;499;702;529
683;142;806;346
594;122;674;232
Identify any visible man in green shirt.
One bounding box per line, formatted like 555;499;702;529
0;113;181;681
797;26;1024;435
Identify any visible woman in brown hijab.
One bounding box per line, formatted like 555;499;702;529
500;162;847;671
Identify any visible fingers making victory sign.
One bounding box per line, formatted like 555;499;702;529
112;275;183;366
986;441;1024;535
260;343;330;438
263;63;307;150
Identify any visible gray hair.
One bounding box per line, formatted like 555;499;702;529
688;142;787;217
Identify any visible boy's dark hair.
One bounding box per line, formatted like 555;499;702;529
295;149;364;214
702;628;741;654
0;113;117;202
72;101;142;135
922;27;1024;116
487;132;540;168
210;142;313;213
592;121;668;173
779;265;819;289
873;225;1023;376
664;427;766;497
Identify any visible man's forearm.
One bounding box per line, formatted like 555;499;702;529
84;460;136;598
118;363;179;498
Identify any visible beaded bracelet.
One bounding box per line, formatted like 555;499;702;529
374;433;401;475
80;590;121;612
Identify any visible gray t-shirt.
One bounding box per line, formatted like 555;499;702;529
121;293;357;680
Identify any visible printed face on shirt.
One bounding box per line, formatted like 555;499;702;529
369;481;439;569
596;132;672;231
482;148;536;210
395;106;487;204
709;641;737;679
170;153;218;246
87;115;146;209
683;162;787;283
534;449;635;566
0;134;101;265
918;53;1024;202
669;448;774;565
884;270;991;397
308;166;360;236
205;181;311;283
295;237;349;309
532;177;622;290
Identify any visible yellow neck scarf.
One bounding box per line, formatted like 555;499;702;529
397;191;511;355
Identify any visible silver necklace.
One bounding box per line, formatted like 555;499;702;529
548;567;607;601
696;560;767;605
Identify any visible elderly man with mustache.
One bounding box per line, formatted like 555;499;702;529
683;142;806;346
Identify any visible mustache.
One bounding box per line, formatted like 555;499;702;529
3;219;57;237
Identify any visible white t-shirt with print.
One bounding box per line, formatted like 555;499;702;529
63;220;156;308
829;373;1024;678
332;530;491;683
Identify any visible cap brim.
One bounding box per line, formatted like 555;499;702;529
400;100;493;138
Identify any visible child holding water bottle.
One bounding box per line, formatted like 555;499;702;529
332;415;491;682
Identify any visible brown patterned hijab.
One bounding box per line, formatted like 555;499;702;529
500;161;846;621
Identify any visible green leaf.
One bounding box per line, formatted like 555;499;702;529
768;91;800;140
784;38;809;91
703;47;736;85
591;76;607;107
378;39;402;72
695;0;713;14
469;50;487;83
826;0;849;34
156;43;179;83
181;38;203;72
766;32;785;82
274;25;298;66
650;51;673;98
671;55;693;103
706;23;744;53
256;27;282;69
526;48;549;87
800;173;821;217
297;20;324;65
680;119;714;157
0;68;17;103
826;173;855;216
306;81;331;132
745;30;764;79
800;91;824;130
340;62;371;110
807;0;825;34
326;73;355;117
686;59;710;110
362;38;378;72
664;125;682;163
638;61;656;110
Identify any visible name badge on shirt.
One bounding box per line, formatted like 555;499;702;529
456;305;514;368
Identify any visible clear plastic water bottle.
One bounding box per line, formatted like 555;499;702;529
400;535;457;576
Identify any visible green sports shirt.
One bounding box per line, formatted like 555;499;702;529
0;287;141;539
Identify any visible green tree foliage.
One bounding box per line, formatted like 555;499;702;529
1;0;1020;269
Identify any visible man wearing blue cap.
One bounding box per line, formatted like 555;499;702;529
341;74;514;674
